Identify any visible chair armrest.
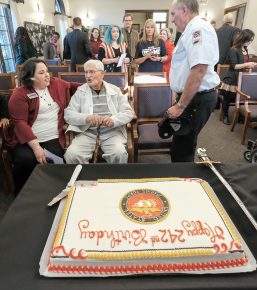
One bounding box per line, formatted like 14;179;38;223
235;88;250;100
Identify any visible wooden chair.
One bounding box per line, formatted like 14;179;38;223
216;64;230;120
58;72;128;93
47;65;71;77
64;88;134;163
0;72;16;92
0;73;15;194
230;72;257;144
44;59;61;66
75;64;84;72
133;72;167;84
63;59;71;66
132;83;173;162
58;72;86;83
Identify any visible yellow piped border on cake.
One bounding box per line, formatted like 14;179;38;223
53;187;75;248
98;177;184;183
83;248;213;260
201;182;240;243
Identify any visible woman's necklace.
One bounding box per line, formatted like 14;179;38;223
36;89;53;107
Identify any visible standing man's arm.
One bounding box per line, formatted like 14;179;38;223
167;64;207;118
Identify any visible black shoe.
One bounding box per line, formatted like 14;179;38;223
223;115;231;125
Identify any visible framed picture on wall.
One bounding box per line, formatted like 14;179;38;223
99;25;110;38
24;21;55;56
132;24;140;32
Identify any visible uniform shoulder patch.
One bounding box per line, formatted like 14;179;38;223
192;30;201;44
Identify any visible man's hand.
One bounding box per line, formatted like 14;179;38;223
166;104;184;119
86;115;102;127
102;116;114;128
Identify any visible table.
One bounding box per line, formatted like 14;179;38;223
0;163;257;290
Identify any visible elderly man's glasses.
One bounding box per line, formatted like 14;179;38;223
85;70;103;75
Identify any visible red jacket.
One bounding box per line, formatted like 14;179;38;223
163;39;175;82
4;77;81;150
90;39;102;59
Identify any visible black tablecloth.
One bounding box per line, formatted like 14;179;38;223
0;163;257;290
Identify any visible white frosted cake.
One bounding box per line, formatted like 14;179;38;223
42;178;256;277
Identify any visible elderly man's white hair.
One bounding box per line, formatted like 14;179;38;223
84;59;104;71
223;13;234;24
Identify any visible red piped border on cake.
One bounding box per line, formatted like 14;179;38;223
48;258;248;275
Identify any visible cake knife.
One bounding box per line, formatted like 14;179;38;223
47;164;82;207
197;148;257;230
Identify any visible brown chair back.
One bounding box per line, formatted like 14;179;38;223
45;59;61;66
76;64;84;72
0;73;16;91
58;72;86;83
47;65;71;77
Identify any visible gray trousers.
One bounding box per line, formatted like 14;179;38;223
64;132;128;164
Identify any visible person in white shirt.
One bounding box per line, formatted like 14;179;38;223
64;59;134;164
167;0;219;162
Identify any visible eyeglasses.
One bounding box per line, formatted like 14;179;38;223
84;70;103;75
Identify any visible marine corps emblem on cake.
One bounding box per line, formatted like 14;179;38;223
120;188;170;224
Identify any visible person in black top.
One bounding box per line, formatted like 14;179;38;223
134;19;167;72
219;29;257;125
63;17;92;71
14;26;37;65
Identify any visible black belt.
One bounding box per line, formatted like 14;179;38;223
177;88;216;97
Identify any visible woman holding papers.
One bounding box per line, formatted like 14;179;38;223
3;58;81;195
134;19;167;72
98;25;131;72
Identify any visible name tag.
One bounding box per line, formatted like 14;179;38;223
27;93;38;99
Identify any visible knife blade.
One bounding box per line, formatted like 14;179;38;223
47;164;82;207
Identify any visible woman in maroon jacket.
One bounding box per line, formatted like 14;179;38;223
4;58;81;195
90;28;102;59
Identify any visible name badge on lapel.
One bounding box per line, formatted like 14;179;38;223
27;93;38;99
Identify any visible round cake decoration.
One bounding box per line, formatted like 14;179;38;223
120;188;170;224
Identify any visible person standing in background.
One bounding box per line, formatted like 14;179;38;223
63;27;73;60
216;13;241;65
90;28;102;59
134;19;167;72
219;29;257;125
160;28;175;82
14;26;37;65
98;25;131;72
121;14;139;59
167;0;219;162
43;32;61;60
64;17;92;71
122;14;139;84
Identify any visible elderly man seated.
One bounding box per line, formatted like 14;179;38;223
64;59;134;164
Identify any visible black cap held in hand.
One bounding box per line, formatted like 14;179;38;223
158;116;192;139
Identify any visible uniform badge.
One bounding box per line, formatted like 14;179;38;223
192;30;201;44
120;188;170;224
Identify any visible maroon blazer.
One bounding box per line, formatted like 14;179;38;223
4;77;81;150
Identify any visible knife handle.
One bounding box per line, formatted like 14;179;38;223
67;165;82;187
